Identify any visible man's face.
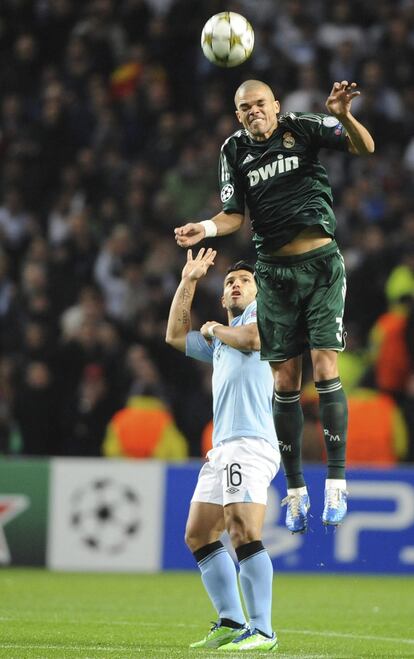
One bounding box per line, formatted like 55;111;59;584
235;85;280;140
222;270;257;316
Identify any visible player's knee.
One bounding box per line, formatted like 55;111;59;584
226;516;256;548
311;351;338;381
185;525;216;552
184;526;200;552
313;363;339;381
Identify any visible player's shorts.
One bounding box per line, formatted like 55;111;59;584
255;240;347;362
191;437;280;507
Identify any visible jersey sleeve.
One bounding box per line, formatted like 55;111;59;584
219;139;245;214
295;112;349;152
185;330;214;364
241;300;258;325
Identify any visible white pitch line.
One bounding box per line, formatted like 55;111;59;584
0;616;137;626
0;644;142;653
280;628;414;645
0;617;191;628
204;656;326;659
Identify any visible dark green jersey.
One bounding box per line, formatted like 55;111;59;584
219;112;348;254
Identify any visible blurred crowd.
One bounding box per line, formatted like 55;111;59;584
0;0;414;461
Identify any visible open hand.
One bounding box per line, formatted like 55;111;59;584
326;81;360;118
181;247;217;281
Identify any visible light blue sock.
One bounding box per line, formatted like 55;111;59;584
195;542;246;625
237;542;273;637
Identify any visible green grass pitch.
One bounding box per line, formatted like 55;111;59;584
0;569;413;658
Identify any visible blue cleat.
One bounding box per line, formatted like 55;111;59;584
281;490;310;534
322;487;348;525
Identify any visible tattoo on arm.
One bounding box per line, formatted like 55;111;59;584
179;287;191;329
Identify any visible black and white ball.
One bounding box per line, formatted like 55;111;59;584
70;478;140;554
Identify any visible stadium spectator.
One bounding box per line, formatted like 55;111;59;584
166;249;279;651
316;2;365;55
102;392;187;459
164;144;216;221
0;188;34;259
93;223;137;317
281;64;326;113
60;284;106;340
0;356;17;454
0;250;20;352
14;361;59;456
369;247;414;397
345;225;391;341
370;302;413;397
61;363;117;456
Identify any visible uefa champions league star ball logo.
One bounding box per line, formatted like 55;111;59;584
70;478;140;554
221;183;234;202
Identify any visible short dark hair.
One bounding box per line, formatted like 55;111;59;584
226;260;255;276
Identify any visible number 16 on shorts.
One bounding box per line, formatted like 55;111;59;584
225;463;242;493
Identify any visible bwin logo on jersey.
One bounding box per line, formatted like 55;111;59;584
248;155;299;187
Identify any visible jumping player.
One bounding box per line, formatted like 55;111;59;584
174;80;375;533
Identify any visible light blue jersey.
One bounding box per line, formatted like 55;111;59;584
186;301;278;449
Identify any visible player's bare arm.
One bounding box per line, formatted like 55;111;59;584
174;211;244;248
200;321;260;352
326;81;375;155
166;248;216;352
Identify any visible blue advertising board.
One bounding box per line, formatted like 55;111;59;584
163;464;414;574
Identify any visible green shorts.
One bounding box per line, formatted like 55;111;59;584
255;241;347;362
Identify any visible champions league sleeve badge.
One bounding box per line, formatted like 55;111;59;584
221;183;234;202
322;116;340;127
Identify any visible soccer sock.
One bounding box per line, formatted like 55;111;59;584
273;391;306;489
316;378;348;480
236;540;273;638
193;541;246;626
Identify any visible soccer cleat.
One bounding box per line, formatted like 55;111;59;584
281;491;310;533
322;487;348;525
189;621;248;649
219;627;278;652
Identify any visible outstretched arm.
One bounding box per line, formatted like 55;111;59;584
174;211;244;248
326;81;375;155
165;248;216;352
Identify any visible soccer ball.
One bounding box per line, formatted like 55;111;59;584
70;478;140;554
201;12;254;68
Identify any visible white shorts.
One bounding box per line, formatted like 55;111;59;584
191;437;280;507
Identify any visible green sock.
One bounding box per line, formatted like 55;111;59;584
273;391;305;489
316;378;348;479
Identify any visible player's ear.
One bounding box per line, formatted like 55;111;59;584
221;295;226;308
274;100;280;114
235;110;242;124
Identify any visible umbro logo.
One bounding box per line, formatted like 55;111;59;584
242;153;255;164
226;487;240;494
